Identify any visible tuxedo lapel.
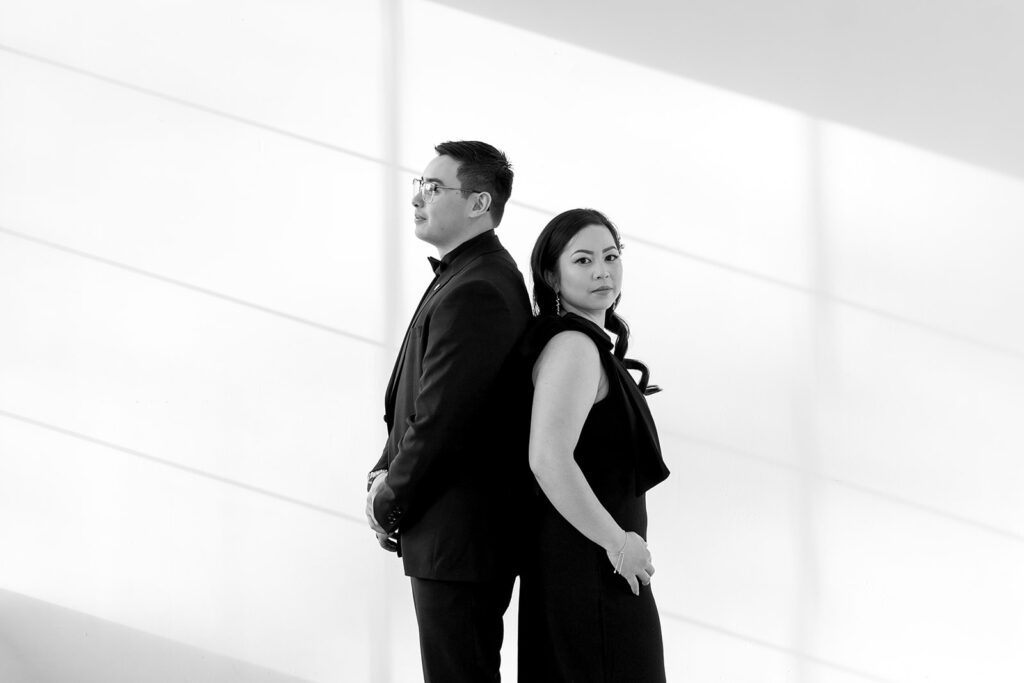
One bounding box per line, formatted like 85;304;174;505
384;276;439;424
418;244;496;308
382;233;505;426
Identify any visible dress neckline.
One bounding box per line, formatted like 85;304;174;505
559;312;613;352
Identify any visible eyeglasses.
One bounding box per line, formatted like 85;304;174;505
412;177;482;204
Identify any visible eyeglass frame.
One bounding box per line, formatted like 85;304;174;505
412;177;487;205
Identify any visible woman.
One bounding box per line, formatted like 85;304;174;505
518;208;671;682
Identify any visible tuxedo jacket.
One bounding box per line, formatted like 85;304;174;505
371;230;532;581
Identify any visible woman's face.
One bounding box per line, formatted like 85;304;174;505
554;224;622;321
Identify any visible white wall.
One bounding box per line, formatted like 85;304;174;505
1;2;1023;682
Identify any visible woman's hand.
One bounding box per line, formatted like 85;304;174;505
606;531;655;596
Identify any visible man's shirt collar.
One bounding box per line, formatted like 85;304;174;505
426;230;496;275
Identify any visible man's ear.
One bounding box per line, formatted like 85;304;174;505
469;191;492;217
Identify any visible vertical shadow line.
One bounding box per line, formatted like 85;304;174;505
370;3;403;682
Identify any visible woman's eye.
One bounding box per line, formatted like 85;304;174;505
606;253;619;262
574;257;591;265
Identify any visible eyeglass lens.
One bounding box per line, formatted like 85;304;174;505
413;178;437;202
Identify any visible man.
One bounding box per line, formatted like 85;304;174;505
366;141;532;681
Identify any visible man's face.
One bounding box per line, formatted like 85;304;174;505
412;155;475;253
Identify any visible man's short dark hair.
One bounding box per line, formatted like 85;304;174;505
434;141;514;226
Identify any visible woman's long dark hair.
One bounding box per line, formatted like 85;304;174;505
530;208;631;359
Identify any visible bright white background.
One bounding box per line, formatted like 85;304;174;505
2;1;1023;682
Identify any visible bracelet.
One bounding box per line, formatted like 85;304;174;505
612;531;628;575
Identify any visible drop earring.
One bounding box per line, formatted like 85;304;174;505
555;292;562;315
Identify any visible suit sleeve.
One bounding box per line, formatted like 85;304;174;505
372;279;520;533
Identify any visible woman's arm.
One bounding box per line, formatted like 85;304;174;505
529;331;653;594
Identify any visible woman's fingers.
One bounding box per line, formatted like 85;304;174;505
613;531;656;594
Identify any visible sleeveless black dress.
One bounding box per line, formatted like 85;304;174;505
517;313;671;682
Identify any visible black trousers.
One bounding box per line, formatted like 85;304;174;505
410;575;516;682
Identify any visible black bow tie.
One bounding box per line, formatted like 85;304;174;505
428;256;446;275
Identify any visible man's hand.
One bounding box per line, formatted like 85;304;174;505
365;471;388;534
376;531;398;552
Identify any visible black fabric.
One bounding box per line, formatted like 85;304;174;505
410;575;515;682
517;313;668;682
519;313;669;495
427;228;492;276
370;230;534;582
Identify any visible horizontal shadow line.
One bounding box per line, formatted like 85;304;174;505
0;226;382;347
624;234;1024;362
660;610;902;683
0;408;365;527
4;43;1022;362
0;43;389;167
0;406;968;683
663;430;1024;543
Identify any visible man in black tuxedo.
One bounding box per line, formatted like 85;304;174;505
365;141;531;681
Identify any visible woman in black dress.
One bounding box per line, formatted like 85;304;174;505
518;208;671;682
